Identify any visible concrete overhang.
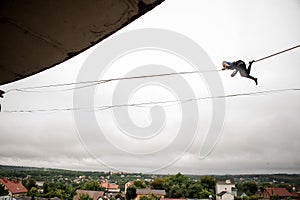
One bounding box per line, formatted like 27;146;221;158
0;0;164;85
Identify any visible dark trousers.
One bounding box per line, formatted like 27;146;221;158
236;61;256;81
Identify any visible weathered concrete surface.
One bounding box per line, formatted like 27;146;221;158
0;0;165;85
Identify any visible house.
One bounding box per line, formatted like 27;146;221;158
35;181;44;193
101;181;120;193
135;189;166;200
0;179;28;197
291;192;300;199
215;180;236;200
216;191;234;200
216;180;236;195
262;188;293;200
0;196;15;200
73;189;104;200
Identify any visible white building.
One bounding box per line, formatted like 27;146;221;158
217;192;234;200
215;180;237;200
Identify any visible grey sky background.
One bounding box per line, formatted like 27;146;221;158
1;0;300;174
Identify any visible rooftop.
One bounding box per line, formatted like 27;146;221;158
136;189;166;195
264;188;292;197
0;178;28;194
216;180;235;185
101;181;119;190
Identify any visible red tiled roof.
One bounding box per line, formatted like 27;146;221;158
101;181;119;189
264;188;292;197
292;192;300;197
0;178;28;194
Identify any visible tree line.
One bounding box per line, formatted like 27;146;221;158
126;173;216;200
22;178;105;200
126;173;295;200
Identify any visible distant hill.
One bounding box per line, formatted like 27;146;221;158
0;165;107;180
0;165;299;186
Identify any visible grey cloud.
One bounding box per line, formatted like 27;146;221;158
1;0;300;174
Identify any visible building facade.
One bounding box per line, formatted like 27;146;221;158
215;180;236;200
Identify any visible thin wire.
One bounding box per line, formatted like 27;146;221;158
12;82;103;93
254;44;300;63
4;69;221;94
5;81;108;93
2;88;300;114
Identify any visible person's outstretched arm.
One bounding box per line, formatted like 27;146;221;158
231;69;238;77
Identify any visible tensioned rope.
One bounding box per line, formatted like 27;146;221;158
253;44;300;63
2;43;300;93
2;88;300;114
4;69;221;94
1;43;299;95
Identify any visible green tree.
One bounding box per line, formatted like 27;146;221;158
187;181;202;198
126;180;147;200
126;186;137;200
140;194;160;200
81;181;104;191
199;188;215;199
167;173;190;198
28;187;39;200
200;176;216;191
0;184;8;196
23;178;37;191
43;181;55;194
56;182;66;190
79;193;93;200
133;180;146;189
238;182;258;196
169;184;184;198
171;173;189;185
161;177;171;197
54;189;67;199
66;185;77;199
150;178;164;190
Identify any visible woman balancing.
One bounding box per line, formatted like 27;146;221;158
222;60;258;85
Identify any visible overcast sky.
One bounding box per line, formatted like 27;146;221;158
1;0;300;174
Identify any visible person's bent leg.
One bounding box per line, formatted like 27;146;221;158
246;62;254;74
247;75;258;85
